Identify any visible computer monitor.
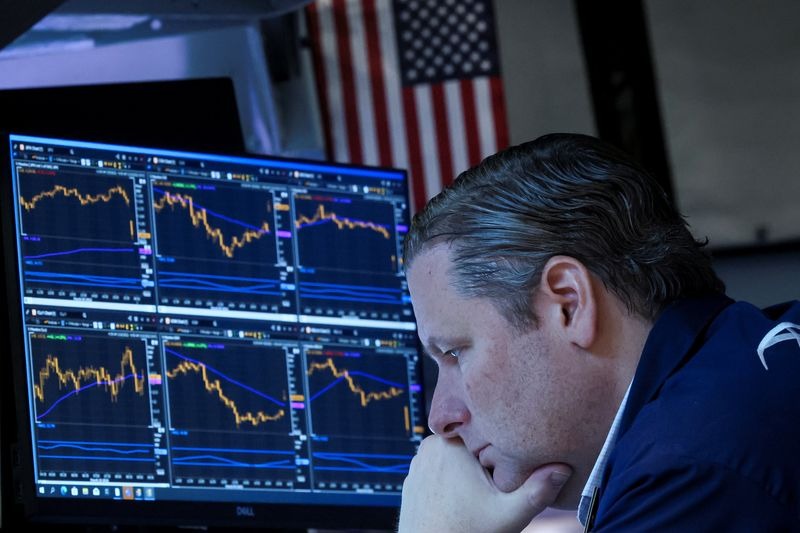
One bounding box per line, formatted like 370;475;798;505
0;133;425;530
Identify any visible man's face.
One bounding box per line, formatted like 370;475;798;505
407;244;611;507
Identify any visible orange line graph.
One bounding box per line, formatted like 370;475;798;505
307;358;404;407
20;184;131;211
296;204;391;239
167;360;285;427
34;347;145;403
154;190;271;258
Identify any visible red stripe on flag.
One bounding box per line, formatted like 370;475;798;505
431;84;454;188
332;0;363;163
362;0;392;167
490;76;510;150
460;80;481;167
402;87;427;212
305;5;334;161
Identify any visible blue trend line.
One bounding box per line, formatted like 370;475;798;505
172;454;293;468
160;271;282;283
25;271;141;289
299;282;404;305
37;373;144;420
159;283;281;296
165;347;286;407
300;281;402;293
309;376;345;402
312;452;411;473
313;465;408;473
24;247;134;259
38;439;154;447
153;186;271;233
171;446;293;455
299;293;402;305
38;443;151;455
172;457;294;469
38;454;155;463
346;371;405;388
314;452;414;460
158;271;281;295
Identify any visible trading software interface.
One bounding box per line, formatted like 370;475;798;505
7;134;424;507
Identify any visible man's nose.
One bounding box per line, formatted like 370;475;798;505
427;376;470;437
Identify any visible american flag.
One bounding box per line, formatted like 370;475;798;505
305;0;509;212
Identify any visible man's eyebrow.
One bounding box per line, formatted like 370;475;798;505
419;336;467;359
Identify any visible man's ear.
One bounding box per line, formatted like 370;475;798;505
536;255;597;349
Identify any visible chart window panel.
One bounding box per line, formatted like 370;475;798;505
163;336;309;489
293;193;412;322
152;179;295;314
16;164;154;306
28;328;168;484
303;345;424;493
294;194;399;274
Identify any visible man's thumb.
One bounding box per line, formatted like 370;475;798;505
514;464;573;518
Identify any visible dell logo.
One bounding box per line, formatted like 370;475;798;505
236;505;256;517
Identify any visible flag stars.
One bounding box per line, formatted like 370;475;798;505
394;0;499;85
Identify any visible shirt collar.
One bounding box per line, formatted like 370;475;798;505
577;381;632;527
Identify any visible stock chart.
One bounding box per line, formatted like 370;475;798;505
17;168;152;305
152;181;295;313
305;347;419;491
29;330;167;481
294;194;409;321
164;338;305;488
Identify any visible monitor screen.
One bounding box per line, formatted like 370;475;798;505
0;133;425;530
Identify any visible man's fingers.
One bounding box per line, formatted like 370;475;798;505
522;465;572;514
502;464;573;527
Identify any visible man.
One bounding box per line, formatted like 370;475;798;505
397;133;800;532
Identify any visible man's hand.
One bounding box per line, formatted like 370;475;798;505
397;435;572;533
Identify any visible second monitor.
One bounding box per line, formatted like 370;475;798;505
2;133;425;530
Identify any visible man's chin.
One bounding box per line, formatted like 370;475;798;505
492;465;583;509
490;467;529;493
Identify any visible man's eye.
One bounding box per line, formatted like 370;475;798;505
443;349;460;359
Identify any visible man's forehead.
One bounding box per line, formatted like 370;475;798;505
407;243;455;280
407;247;460;338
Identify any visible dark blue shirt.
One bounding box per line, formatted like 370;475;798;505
592;295;800;531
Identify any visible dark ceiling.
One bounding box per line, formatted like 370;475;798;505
0;0;311;56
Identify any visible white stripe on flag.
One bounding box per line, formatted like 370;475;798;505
346;0;378;165
318;2;349;162
414;85;442;201
474;76;497;158
444;79;469;178
377;2;408;172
